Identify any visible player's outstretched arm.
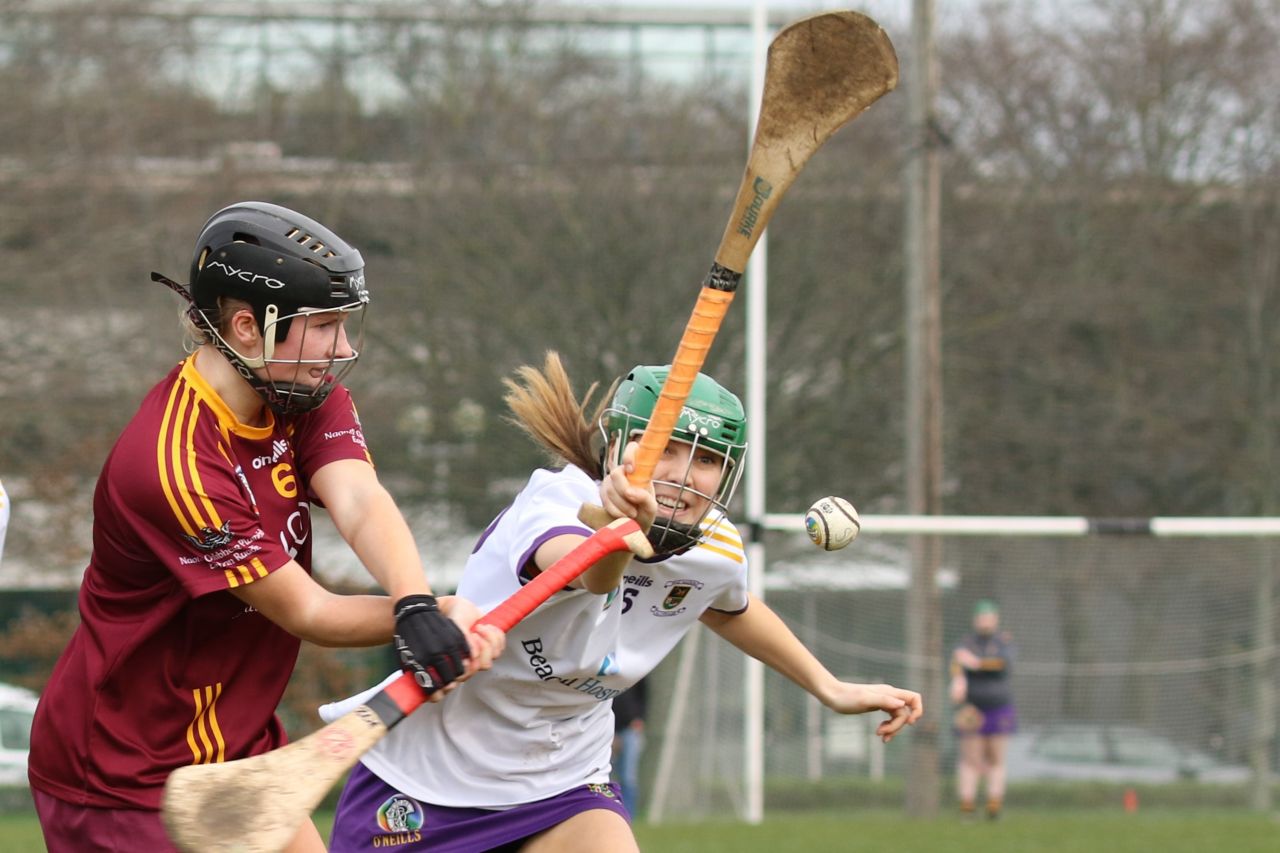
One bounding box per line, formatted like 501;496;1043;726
310;458;503;686
817;682;924;742
310;458;434;601
700;594;923;742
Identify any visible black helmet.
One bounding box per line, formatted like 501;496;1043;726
190;201;368;343
153;201;370;416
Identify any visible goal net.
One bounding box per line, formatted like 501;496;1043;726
641;516;1280;821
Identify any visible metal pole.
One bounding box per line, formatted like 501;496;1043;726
904;0;943;818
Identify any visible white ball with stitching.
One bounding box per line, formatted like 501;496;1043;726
804;496;861;551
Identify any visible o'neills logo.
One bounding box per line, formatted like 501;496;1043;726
206;259;286;289
372;832;422;848
735;176;773;237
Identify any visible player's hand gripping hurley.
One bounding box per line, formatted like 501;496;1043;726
161;12;897;852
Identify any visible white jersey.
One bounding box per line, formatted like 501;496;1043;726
320;465;750;808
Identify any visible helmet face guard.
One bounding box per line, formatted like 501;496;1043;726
249;301;367;415
154;202;371;416
599;366;748;556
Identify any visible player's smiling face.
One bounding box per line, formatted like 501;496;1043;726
651;439;725;524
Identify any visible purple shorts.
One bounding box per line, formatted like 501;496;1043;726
956;703;1018;738
328;762;631;852
32;788;178;853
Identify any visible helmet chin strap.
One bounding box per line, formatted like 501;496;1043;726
647;518;703;556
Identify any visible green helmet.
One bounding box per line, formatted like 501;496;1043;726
603;365;747;465
600;365;748;554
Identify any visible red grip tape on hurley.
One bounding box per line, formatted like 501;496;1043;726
477;520;640;632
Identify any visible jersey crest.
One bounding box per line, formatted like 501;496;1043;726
654;579;704;616
183;520;234;551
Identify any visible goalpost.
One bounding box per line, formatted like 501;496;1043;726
645;513;1280;822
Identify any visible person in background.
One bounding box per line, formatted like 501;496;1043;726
27;201;502;853
611;676;648;817
949;598;1017;820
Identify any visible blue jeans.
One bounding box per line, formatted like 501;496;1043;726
613;725;646;817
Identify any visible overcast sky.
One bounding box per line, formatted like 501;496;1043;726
549;0;1005;33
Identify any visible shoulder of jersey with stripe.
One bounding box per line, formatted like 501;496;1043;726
695;514;746;565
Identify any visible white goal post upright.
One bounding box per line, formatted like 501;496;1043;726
741;0;770;827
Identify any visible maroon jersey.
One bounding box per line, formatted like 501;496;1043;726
29;357;373;809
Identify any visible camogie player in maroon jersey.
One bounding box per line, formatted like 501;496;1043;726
27;202;504;853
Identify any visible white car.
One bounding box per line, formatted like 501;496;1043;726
0;682;38;786
1005;722;1251;785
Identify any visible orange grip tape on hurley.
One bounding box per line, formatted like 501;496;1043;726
628;286;735;487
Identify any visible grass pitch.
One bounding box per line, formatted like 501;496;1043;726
5;807;1278;851
632;810;1278;853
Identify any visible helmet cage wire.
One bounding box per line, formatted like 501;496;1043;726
598;406;747;555
257;302;366;414
194;299;367;416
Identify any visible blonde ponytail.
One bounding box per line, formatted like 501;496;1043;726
503;352;612;478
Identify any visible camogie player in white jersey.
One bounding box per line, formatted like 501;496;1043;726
323;353;923;853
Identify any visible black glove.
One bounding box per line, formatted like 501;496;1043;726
393;594;470;692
